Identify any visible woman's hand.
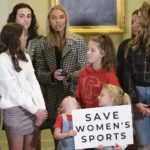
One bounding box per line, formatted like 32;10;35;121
135;103;150;117
54;69;66;81
65;73;71;81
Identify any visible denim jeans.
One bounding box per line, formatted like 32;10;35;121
134;86;150;145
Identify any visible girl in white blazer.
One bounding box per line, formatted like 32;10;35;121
0;23;47;150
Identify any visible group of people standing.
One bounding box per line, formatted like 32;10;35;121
0;1;150;150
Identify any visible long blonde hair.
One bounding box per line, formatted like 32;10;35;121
102;84;131;106
124;9;139;59
57;96;81;114
130;2;150;56
46;4;73;44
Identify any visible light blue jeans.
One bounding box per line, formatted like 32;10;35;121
134;86;150;146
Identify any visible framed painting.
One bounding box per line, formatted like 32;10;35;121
50;0;124;34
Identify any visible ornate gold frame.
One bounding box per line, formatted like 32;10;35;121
50;0;124;34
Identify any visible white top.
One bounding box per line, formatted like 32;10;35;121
0;52;46;114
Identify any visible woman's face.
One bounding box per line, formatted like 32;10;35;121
132;14;140;36
19;29;27;49
49;9;67;33
16;8;32;30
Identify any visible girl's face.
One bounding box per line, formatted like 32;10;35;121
16;8;32;30
49;9;66;33
61;97;78;113
132;14;140;36
98;88;113;107
87;40;105;65
20;29;27;49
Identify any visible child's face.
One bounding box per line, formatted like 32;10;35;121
62;97;78;113
98;88;113;107
87;40;105;65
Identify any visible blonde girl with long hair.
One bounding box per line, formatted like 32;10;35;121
124;2;150;150
97;84;131;150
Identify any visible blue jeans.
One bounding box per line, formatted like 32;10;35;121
134;86;150;145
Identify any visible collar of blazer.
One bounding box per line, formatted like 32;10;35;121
43;39;56;72
62;38;76;58
43;37;76;71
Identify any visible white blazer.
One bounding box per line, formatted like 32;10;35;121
0;52;46;114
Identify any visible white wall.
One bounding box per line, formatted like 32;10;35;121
0;0;8;31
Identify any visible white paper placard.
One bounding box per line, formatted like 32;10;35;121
72;105;133;149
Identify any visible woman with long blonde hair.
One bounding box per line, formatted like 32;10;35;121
124;2;150;150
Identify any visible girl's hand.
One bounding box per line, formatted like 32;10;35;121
114;144;122;150
35;109;48;121
35;118;44;127
67;130;77;137
96;145;104;150
54;69;66;81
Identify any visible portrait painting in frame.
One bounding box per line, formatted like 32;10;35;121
50;0;124;34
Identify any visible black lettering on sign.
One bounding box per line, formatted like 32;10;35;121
121;132;126;139
81;136;87;143
87;125;94;131
125;121;130;128
94;113;101;121
97;134;104;141
89;135;95;142
113;111;119;119
76;126;85;132
106;134;112;140
85;114;91;121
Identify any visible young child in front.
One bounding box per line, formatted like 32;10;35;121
97;84;131;150
76;35;120;109
53;96;81;150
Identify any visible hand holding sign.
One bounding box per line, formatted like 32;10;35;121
72;105;133;149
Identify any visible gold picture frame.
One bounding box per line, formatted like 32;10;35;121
50;0;124;34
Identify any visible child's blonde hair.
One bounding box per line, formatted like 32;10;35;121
57;96;81;114
90;34;117;72
102;84;131;106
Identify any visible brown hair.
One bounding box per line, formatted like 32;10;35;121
0;23;28;72
7;3;39;39
90;35;117;72
102;84;131;106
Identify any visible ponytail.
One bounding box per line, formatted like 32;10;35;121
122;93;131;105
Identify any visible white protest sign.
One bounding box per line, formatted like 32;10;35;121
72;105;133;149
